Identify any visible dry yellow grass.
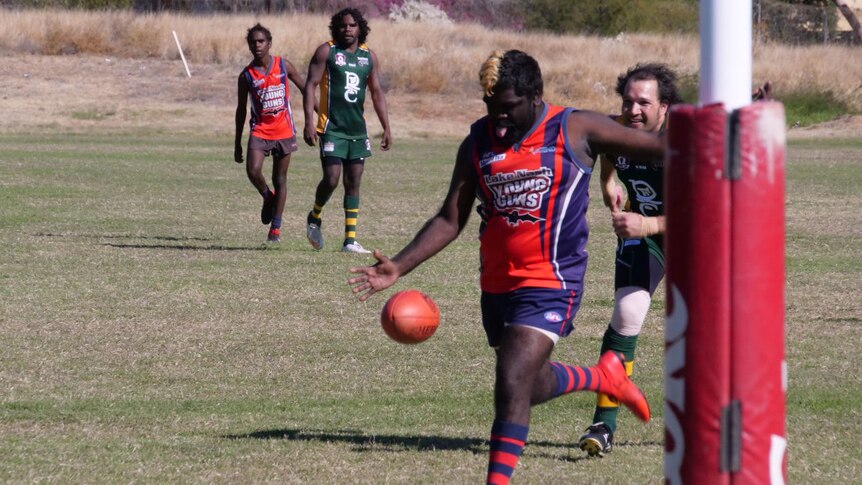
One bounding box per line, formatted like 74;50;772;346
1;9;860;137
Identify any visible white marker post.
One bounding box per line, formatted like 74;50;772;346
699;0;751;110
172;30;192;78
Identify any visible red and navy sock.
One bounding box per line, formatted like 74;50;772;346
548;361;603;398
271;215;282;229
486;420;528;485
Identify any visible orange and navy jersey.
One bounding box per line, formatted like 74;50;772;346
471;103;592;294
241;56;296;140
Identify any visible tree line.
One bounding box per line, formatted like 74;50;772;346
4;0;859;45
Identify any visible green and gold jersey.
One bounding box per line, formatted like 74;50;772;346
316;41;373;139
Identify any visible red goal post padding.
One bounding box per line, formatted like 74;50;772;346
664;101;787;485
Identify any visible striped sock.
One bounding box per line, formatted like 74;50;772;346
344;194;359;246
592;326;638;431
486;420;528;485
548;361;606;398
308;193;331;224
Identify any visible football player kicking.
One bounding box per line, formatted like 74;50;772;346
348;50;665;484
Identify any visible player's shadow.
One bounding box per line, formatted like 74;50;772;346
34;232;215;243
33;231;265;251
224;428;486;454
223;428;659;462
102;242;266;251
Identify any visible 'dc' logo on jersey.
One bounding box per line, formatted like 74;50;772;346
629;179;663;214
344;71;361;102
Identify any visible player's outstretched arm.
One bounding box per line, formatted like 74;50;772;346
234;74;249;163
348;138;477;301
572;110;665;164
368;50;392;151
302;44;328;147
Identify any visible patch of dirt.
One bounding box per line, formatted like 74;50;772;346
787;114;862;140
0;54;480;140
4;54;856;142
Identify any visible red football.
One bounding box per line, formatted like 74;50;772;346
380;290;440;344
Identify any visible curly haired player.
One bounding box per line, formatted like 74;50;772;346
577;63;682;457
302;8;391;253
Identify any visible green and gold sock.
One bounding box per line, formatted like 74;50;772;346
343;195;359;246
592;326;638;432
308;193;331;225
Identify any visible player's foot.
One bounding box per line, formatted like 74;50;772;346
596;351;650;422
306;212;323;250
261;190;275;225
267;228;281;243
342;241;371;254
579;422;614;457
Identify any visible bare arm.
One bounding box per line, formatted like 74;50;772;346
348;138;477;300
234;74;249;163
283;58;306;98
367;50;392;151
599;153;623;212
567;110;664;166
303;44;329;147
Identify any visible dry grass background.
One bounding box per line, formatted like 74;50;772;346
1;9;861;139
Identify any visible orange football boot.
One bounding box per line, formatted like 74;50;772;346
596;351;651;422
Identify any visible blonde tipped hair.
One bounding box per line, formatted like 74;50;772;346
480;50;505;97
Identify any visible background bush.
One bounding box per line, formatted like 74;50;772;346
0;0;854;45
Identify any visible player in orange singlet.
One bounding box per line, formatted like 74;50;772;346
348;50;666;484
235;23;307;243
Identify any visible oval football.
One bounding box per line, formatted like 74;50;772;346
381;290;440;344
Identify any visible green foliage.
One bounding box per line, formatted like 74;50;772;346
518;0;698;35
781;89;852;127
665;72;853;129
758;0;839;45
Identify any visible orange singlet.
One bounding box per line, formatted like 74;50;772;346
241;56;296;140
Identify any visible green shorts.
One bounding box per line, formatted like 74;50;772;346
319;134;372;162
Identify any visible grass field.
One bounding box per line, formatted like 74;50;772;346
1;132;860;483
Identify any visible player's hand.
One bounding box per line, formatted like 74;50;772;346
380;129;392;151
605;184;624;213
234;146;244;164
752;81;772;102
348;249;399;301
303;125;318;147
612;211;651;239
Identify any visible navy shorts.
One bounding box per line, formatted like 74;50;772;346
614;237;665;293
480;287;582;347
